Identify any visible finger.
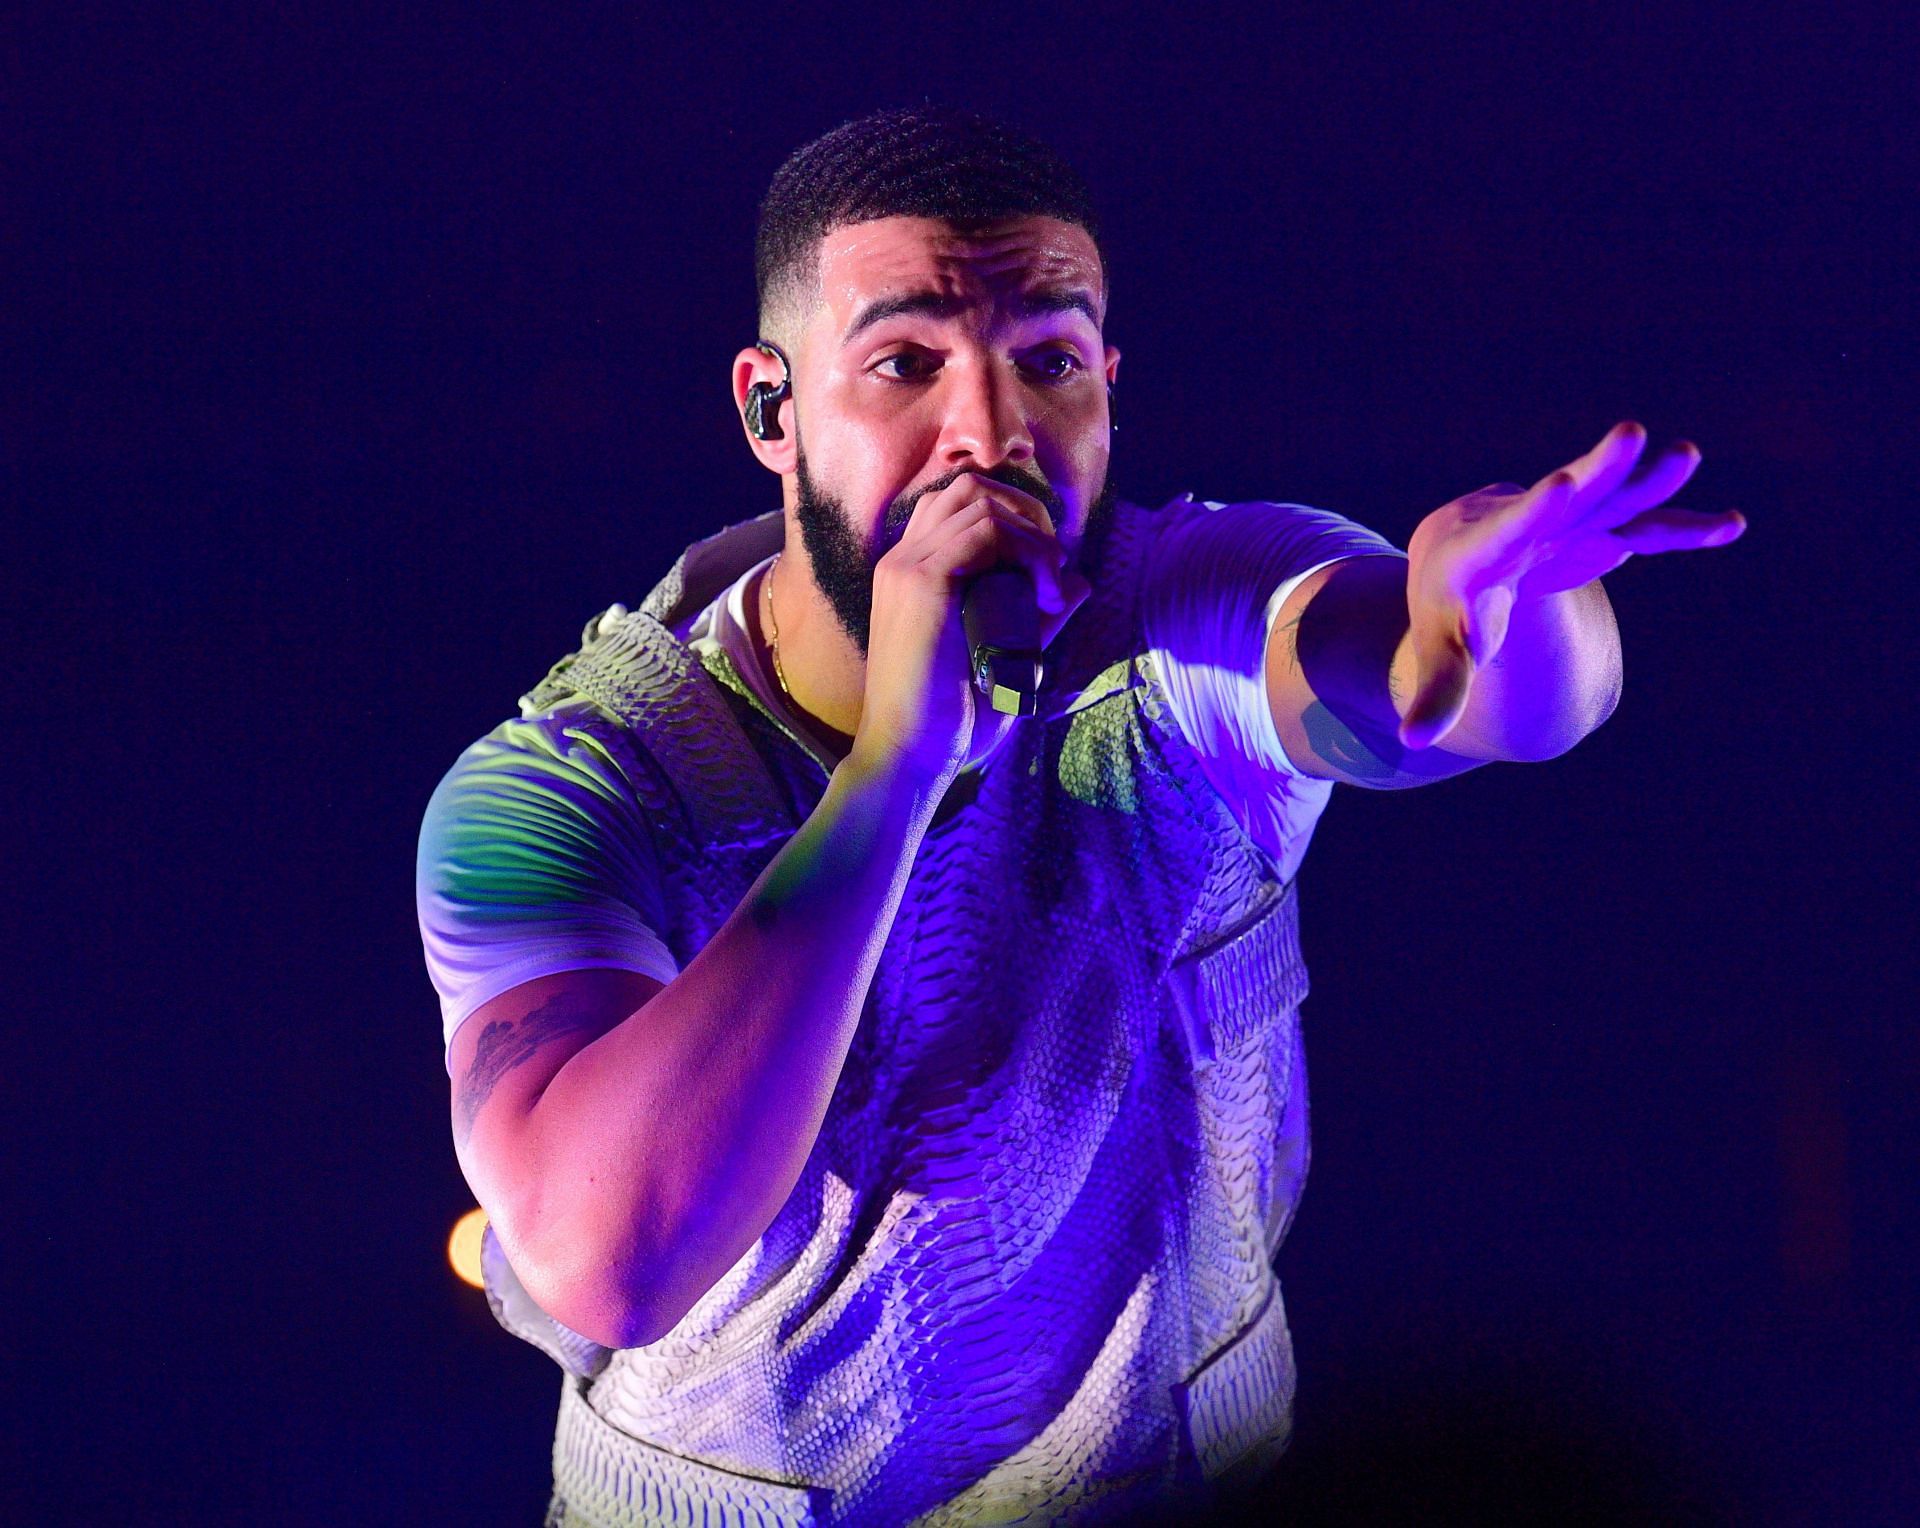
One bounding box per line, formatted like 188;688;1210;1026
913;494;1060;562
1532;420;1649;509
1399;636;1473;751
926;470;1057;538
1399;578;1518;749
1577;438;1704;528
928;500;1072;611
1513;466;1582;538
1398;598;1478;751
1610;506;1747;555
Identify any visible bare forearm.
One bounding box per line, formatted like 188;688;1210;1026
1289;557;1618;785
1287;424;1735;782
520;748;949;1345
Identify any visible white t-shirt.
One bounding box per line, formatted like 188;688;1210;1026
417;496;1403;1072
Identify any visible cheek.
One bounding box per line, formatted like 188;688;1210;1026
1039;414;1111;497
811;411;928;512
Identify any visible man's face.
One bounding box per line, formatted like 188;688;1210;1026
782;214;1120;653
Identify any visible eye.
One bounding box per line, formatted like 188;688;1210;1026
1025;348;1085;383
873;350;939;382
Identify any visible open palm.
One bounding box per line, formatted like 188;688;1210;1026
1400;420;1747;749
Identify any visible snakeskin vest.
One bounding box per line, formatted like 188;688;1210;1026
481;499;1315;1526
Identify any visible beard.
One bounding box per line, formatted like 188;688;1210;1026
792;435;1119;656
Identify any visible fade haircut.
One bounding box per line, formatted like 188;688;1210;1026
754;106;1106;346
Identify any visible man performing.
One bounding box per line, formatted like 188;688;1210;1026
416;108;1745;1525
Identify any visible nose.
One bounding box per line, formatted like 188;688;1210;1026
936;359;1035;471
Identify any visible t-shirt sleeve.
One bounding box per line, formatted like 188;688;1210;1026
1142;497;1406;878
416;701;680;1076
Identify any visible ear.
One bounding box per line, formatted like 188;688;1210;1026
732;345;797;475
1103;344;1121;386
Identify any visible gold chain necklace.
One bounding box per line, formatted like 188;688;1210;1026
762;552;794;700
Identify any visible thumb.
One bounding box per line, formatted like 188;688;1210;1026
1398;614;1474;751
1397;587;1513;750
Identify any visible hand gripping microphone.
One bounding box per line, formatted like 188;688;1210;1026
962;384;1110;716
961;567;1045;717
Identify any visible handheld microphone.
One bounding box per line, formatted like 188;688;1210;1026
961;567;1046;717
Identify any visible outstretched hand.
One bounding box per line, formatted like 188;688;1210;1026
1398;420;1746;750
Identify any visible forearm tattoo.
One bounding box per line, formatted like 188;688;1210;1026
456;992;600;1145
1292;558;1479;788
1301;700;1403;783
1301;699;1472;787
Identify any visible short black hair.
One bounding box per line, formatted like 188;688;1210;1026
754;106;1106;341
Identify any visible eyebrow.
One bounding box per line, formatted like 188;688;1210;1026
843;287;1102;342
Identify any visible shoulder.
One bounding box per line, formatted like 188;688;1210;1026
415;698;670;958
417;699;656;872
426;697;644;796
1068;493;1362;648
1141;493;1400;572
1135;492;1400;647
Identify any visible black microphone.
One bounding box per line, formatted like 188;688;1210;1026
961;567;1046;717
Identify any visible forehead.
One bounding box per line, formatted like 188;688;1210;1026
813;215;1105;332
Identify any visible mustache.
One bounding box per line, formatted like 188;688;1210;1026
880;463;1063;549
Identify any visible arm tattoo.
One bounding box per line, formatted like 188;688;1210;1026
1301;700;1402;783
455;992;601;1146
1302;699;1469;787
1276;613;1303;675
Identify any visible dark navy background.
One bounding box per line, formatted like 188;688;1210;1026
13;5;1912;1522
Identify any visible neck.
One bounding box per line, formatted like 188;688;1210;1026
756;537;1019;781
758;546;865;752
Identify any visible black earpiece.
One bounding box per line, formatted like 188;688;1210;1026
745;340;792;441
1107;381;1116;433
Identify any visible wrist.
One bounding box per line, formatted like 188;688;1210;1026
836;741;959;819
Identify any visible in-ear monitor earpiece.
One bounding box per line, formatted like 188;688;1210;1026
746;340;792;441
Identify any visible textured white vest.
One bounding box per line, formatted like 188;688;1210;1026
483;500;1314;1526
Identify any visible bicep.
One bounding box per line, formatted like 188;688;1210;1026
1263;554;1488;789
419;708;677;1187
449;966;666;1221
419;708;676;1064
